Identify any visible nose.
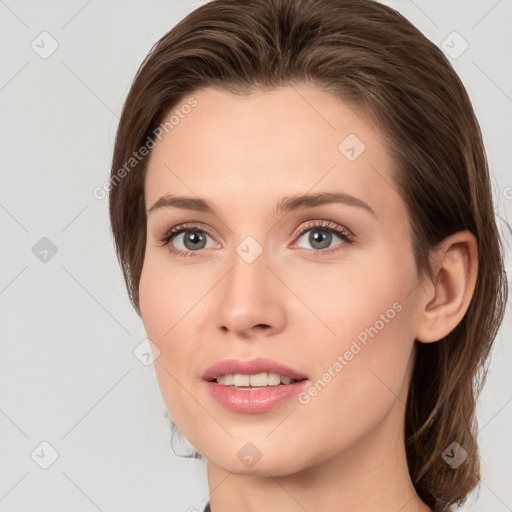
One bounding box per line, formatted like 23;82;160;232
213;246;287;339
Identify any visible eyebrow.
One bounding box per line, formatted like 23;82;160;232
147;192;376;217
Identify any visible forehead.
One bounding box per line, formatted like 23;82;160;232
145;85;400;220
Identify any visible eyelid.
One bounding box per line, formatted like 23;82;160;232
157;219;354;257
157;222;218;246
290;219;354;242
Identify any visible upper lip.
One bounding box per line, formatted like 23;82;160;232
202;357;307;381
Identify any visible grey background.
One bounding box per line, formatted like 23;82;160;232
1;0;511;511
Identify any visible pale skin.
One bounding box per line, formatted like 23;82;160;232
139;85;478;512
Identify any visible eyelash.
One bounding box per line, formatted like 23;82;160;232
157;220;354;259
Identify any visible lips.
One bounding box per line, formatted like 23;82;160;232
202;357;309;413
202;357;308;382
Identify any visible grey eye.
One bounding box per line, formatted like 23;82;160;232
296;229;344;250
175;231;210;251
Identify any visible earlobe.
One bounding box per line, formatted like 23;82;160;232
415;231;479;343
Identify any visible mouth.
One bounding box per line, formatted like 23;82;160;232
202;358;308;413
202;357;308;384
212;372;306;389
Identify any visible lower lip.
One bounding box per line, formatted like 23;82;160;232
205;380;308;413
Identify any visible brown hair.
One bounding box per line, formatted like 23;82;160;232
109;0;508;510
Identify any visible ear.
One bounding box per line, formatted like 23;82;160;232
415;230;478;343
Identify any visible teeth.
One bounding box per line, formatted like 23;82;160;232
233;374;250;387
217;374;234;386
249;373;267;386
267;373;281;386
216;373;298;387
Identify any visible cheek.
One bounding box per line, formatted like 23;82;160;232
342;264;416;379
293;246;418;404
138;250;201;340
288;250;415;352
139;255;201;422
294;283;416;456
138;253;194;382
138;259;169;341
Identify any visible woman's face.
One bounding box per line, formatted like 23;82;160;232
139;85;424;475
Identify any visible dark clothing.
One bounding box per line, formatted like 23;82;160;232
203;500;452;511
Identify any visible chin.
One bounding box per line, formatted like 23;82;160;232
201;440;315;477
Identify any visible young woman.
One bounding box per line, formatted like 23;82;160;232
108;0;508;510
